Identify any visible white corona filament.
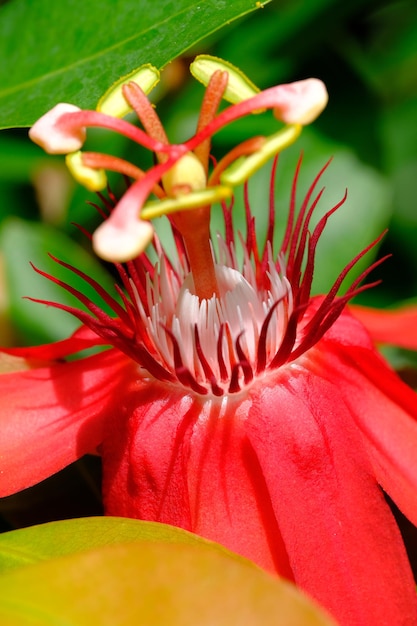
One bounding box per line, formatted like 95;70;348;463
132;234;294;394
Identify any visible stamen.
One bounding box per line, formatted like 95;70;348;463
141;186;233;220
65;151;107;191
82;152;166;198
97;63;160;118
190;55;260;105
220;125;302;187
209;136;265;186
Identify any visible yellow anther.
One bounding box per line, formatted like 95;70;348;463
97;64;160;118
141;186;233;220
162;152;207;197
65;151;107;191
220;125;302;187
190;55;260;105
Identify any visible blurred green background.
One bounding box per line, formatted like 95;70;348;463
0;0;416;348
0;0;416;533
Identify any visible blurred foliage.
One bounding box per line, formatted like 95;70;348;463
0;0;416;350
0;0;417;558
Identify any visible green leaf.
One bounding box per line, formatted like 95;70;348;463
0;218;117;345
0;517;207;573
0;519;335;626
0;0;270;129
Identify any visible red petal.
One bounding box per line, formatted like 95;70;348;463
101;382;293;579
350;303;417;350
318;330;417;529
313;306;417;527
246;366;417;624
0;347;135;497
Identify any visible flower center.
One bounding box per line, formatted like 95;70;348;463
29;56;384;397
131;236;294;396
176;265;263;375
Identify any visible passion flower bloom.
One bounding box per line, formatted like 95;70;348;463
2;56;417;625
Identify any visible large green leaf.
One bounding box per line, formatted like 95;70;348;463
0;0;270;129
0;518;335;626
0;517;208;573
